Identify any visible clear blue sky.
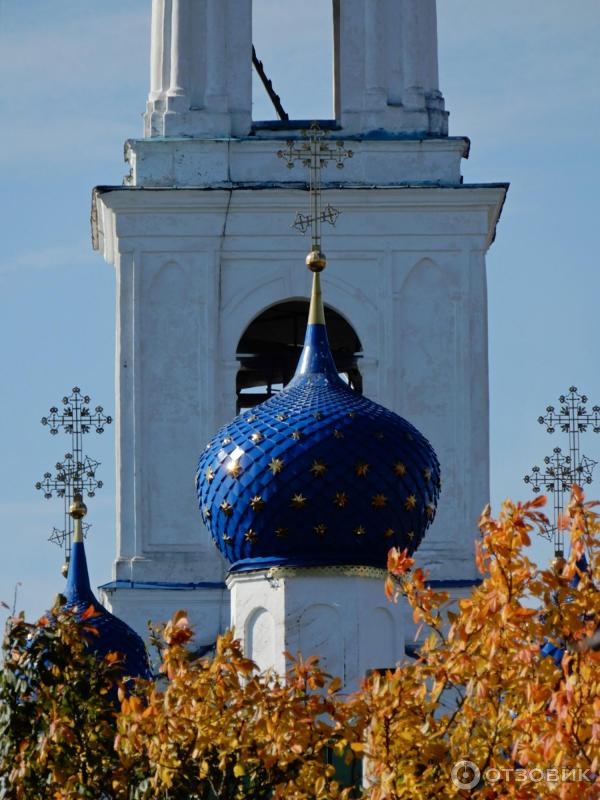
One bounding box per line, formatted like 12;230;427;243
1;0;599;620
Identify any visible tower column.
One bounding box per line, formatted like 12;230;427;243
165;0;192;113
336;0;447;135
149;0;165;102
205;0;227;112
144;0;251;138
402;0;440;109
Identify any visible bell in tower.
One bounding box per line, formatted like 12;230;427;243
93;0;507;651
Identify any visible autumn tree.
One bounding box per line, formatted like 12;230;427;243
2;489;600;799
116;611;363;799
0;599;128;800
362;488;600;799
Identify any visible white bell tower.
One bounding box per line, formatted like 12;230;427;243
93;0;507;651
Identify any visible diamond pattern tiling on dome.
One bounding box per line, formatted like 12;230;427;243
197;317;440;573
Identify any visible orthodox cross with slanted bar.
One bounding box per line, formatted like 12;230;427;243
35;387;111;570
524;386;599;557
277;122;353;266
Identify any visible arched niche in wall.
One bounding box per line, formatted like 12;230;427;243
396;257;457;532
246;606;276;673
299;604;344;681
235;299;363;412
143;259;196;421
141;258;200;547
362;607;397;671
397;257;455;419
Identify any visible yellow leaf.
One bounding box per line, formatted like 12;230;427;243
233;763;246;778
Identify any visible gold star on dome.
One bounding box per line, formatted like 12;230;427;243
348;411;357;419
423;468;432;481
222;436;232;445
275;413;287;421
406;432;414;441
291;493;307;509
405;495;417;511
371;493;387;509
355;462;370;477
223;534;233;543
250;431;263;443
426;504;435;519
203;506;212;520
205;466;215;483
220;500;233;517
268;458;284;475
333;491;348;508
333;428;344;439
275;527;289;538
407;530;415;540
314;523;327;537
246;415;257;423
250;495;265;512
227;462;242;478
394;461;407;477
373;431;385;441
291;430;302;440
310;459;327;478
384;528;395;538
354;525;366;536
313;411;323;420
245;529;257;543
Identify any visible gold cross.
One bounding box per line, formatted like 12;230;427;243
278;122;353;266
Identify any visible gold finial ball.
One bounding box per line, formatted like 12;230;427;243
306;249;327;273
69;493;88;520
61;561;70;578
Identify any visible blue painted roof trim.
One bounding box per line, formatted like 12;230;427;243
100;580;226;591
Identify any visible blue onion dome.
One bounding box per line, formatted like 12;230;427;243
62;494;151;679
197;259;440;573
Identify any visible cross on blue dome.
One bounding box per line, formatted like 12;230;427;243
197;261;441;573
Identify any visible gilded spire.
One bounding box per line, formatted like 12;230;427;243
307;271;325;325
69;493;88;544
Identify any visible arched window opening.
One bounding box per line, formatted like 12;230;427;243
252;0;335;123
236;300;362;412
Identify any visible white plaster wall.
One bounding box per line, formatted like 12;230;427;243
100;584;229;652
228;569;402;690
125;137;467;188
93;180;505;637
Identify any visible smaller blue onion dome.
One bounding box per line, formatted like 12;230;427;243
62;495;151;680
197;260;440;573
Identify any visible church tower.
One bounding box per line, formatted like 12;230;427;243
93;0;507;652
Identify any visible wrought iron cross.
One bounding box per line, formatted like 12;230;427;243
36;388;111;566
524;385;599;557
36;454;102;559
277;122;353;259
523;447;588;556
538;386;600;479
